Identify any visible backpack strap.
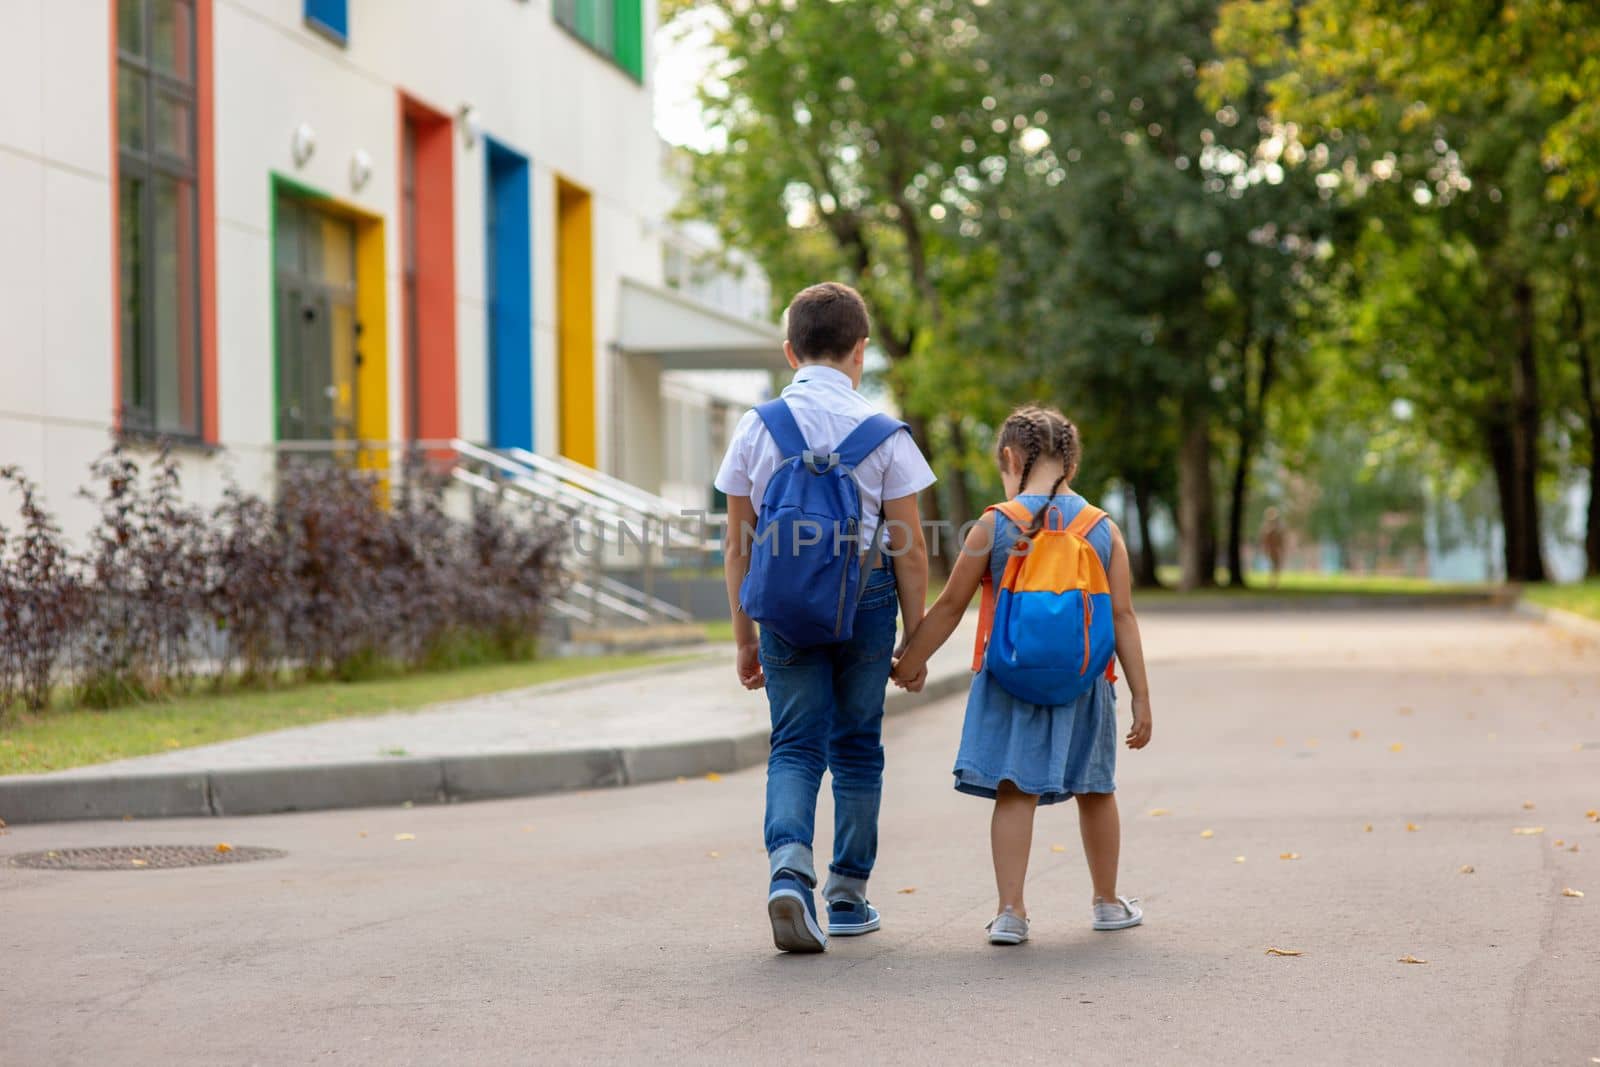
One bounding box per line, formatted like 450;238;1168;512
1066;504;1108;540
752;399;809;460
835;413;908;469
971;501;1032;672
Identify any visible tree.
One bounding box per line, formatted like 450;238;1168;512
1213;0;1600;581
669;0;1007;568
980;0;1332;588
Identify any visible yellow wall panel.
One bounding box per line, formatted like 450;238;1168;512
557;179;596;467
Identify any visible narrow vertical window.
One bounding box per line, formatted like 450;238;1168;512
117;0;202;438
304;0;348;45
553;0;643;82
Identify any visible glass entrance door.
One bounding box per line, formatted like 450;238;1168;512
275;194;359;444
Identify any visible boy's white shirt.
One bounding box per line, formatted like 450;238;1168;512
713;364;937;549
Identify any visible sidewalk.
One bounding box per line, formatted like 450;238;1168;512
0;614;980;824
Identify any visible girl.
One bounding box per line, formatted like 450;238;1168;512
891;404;1153;945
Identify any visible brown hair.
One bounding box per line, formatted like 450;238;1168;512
785;282;870;362
994;404;1082;538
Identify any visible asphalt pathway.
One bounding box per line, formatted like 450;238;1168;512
2;608;1597;1065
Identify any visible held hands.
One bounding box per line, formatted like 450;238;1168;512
735;641;765;690
1125;694;1153;749
890;636;927;693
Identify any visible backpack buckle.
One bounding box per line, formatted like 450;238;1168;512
802;450;840;473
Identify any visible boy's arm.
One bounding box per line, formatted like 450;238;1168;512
882;492;928;641
892;513;995;681
1108;523;1153;749
723;494;764;690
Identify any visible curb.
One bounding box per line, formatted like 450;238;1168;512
0;668;970;826
1512;599;1600;641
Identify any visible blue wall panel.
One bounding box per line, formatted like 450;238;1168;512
305;0;348;43
486;139;533;452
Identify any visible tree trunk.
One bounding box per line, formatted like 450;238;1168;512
1177;395;1217;590
1131;475;1164;589
944;417;975;534
1505;279;1547;582
1573;283;1600;577
1225;336;1278;588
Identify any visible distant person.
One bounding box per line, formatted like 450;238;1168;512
716;281;933;954
891;404;1153;945
1259;507;1287;587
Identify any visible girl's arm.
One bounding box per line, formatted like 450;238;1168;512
891;512;996;684
1107;523;1153;749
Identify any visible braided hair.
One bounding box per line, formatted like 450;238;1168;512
994;404;1082;538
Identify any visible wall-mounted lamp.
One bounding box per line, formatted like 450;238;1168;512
350;149;373;192
291;123;317;168
458;104;483;149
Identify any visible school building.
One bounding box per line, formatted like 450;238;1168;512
0;0;780;544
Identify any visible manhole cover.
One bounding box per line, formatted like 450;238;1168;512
7;845;286;871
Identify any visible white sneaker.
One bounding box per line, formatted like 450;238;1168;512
1092;895;1143;931
987;907;1030;945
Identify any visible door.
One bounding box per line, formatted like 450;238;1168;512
275;193;359;444
486;139;532;451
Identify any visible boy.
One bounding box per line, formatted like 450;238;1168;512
715;281;933;953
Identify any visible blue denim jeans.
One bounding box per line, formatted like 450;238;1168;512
759;563;898;904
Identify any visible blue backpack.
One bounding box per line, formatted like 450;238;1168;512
739;399;908;647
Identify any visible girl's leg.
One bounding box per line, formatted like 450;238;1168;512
991;781;1039;916
1075;791;1121;902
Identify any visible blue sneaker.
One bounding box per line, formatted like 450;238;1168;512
827;898;881;936
767;875;828;953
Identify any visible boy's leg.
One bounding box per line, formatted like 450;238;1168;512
760;627;833;887
1075;791;1122;902
822;566;899;903
992;781;1039;916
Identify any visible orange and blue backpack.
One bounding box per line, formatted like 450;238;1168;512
971;499;1117;705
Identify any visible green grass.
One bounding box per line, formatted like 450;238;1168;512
0;652;688;776
1523;579;1600;622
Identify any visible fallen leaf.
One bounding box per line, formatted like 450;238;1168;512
1562;887;1585;898
0;817;6;830
1200;829;1214;839
1487;732;1498;741
521;825;534;833
705;772;723;782
1279;852;1301;860
402;801;414;810
1147;808;1170;816
1398;955;1428;965
130;859;148;867
1273;737;1286;747
1406;823;1421;832
1350;730;1362;740
1305;738;1320;747
1364;823;1374;833
164;738;181;749
1512;826;1545;836
1570;844;1582;853
1389;742;1405;753
1051;844;1067;853
1264;947;1303;957
394;833;416;842
1555;839;1565;847
675;776;687;784
215;843;233;854
897;887;917;895
1398;706;1414;716
1234;855;1247;864
707;851;721;859
1523;801;1536;810
358;831;368;838
1460;865;1475;874
1587;809;1598;822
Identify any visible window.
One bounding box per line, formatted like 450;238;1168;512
304;0;348;45
117;0;202;438
554;0;644;81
